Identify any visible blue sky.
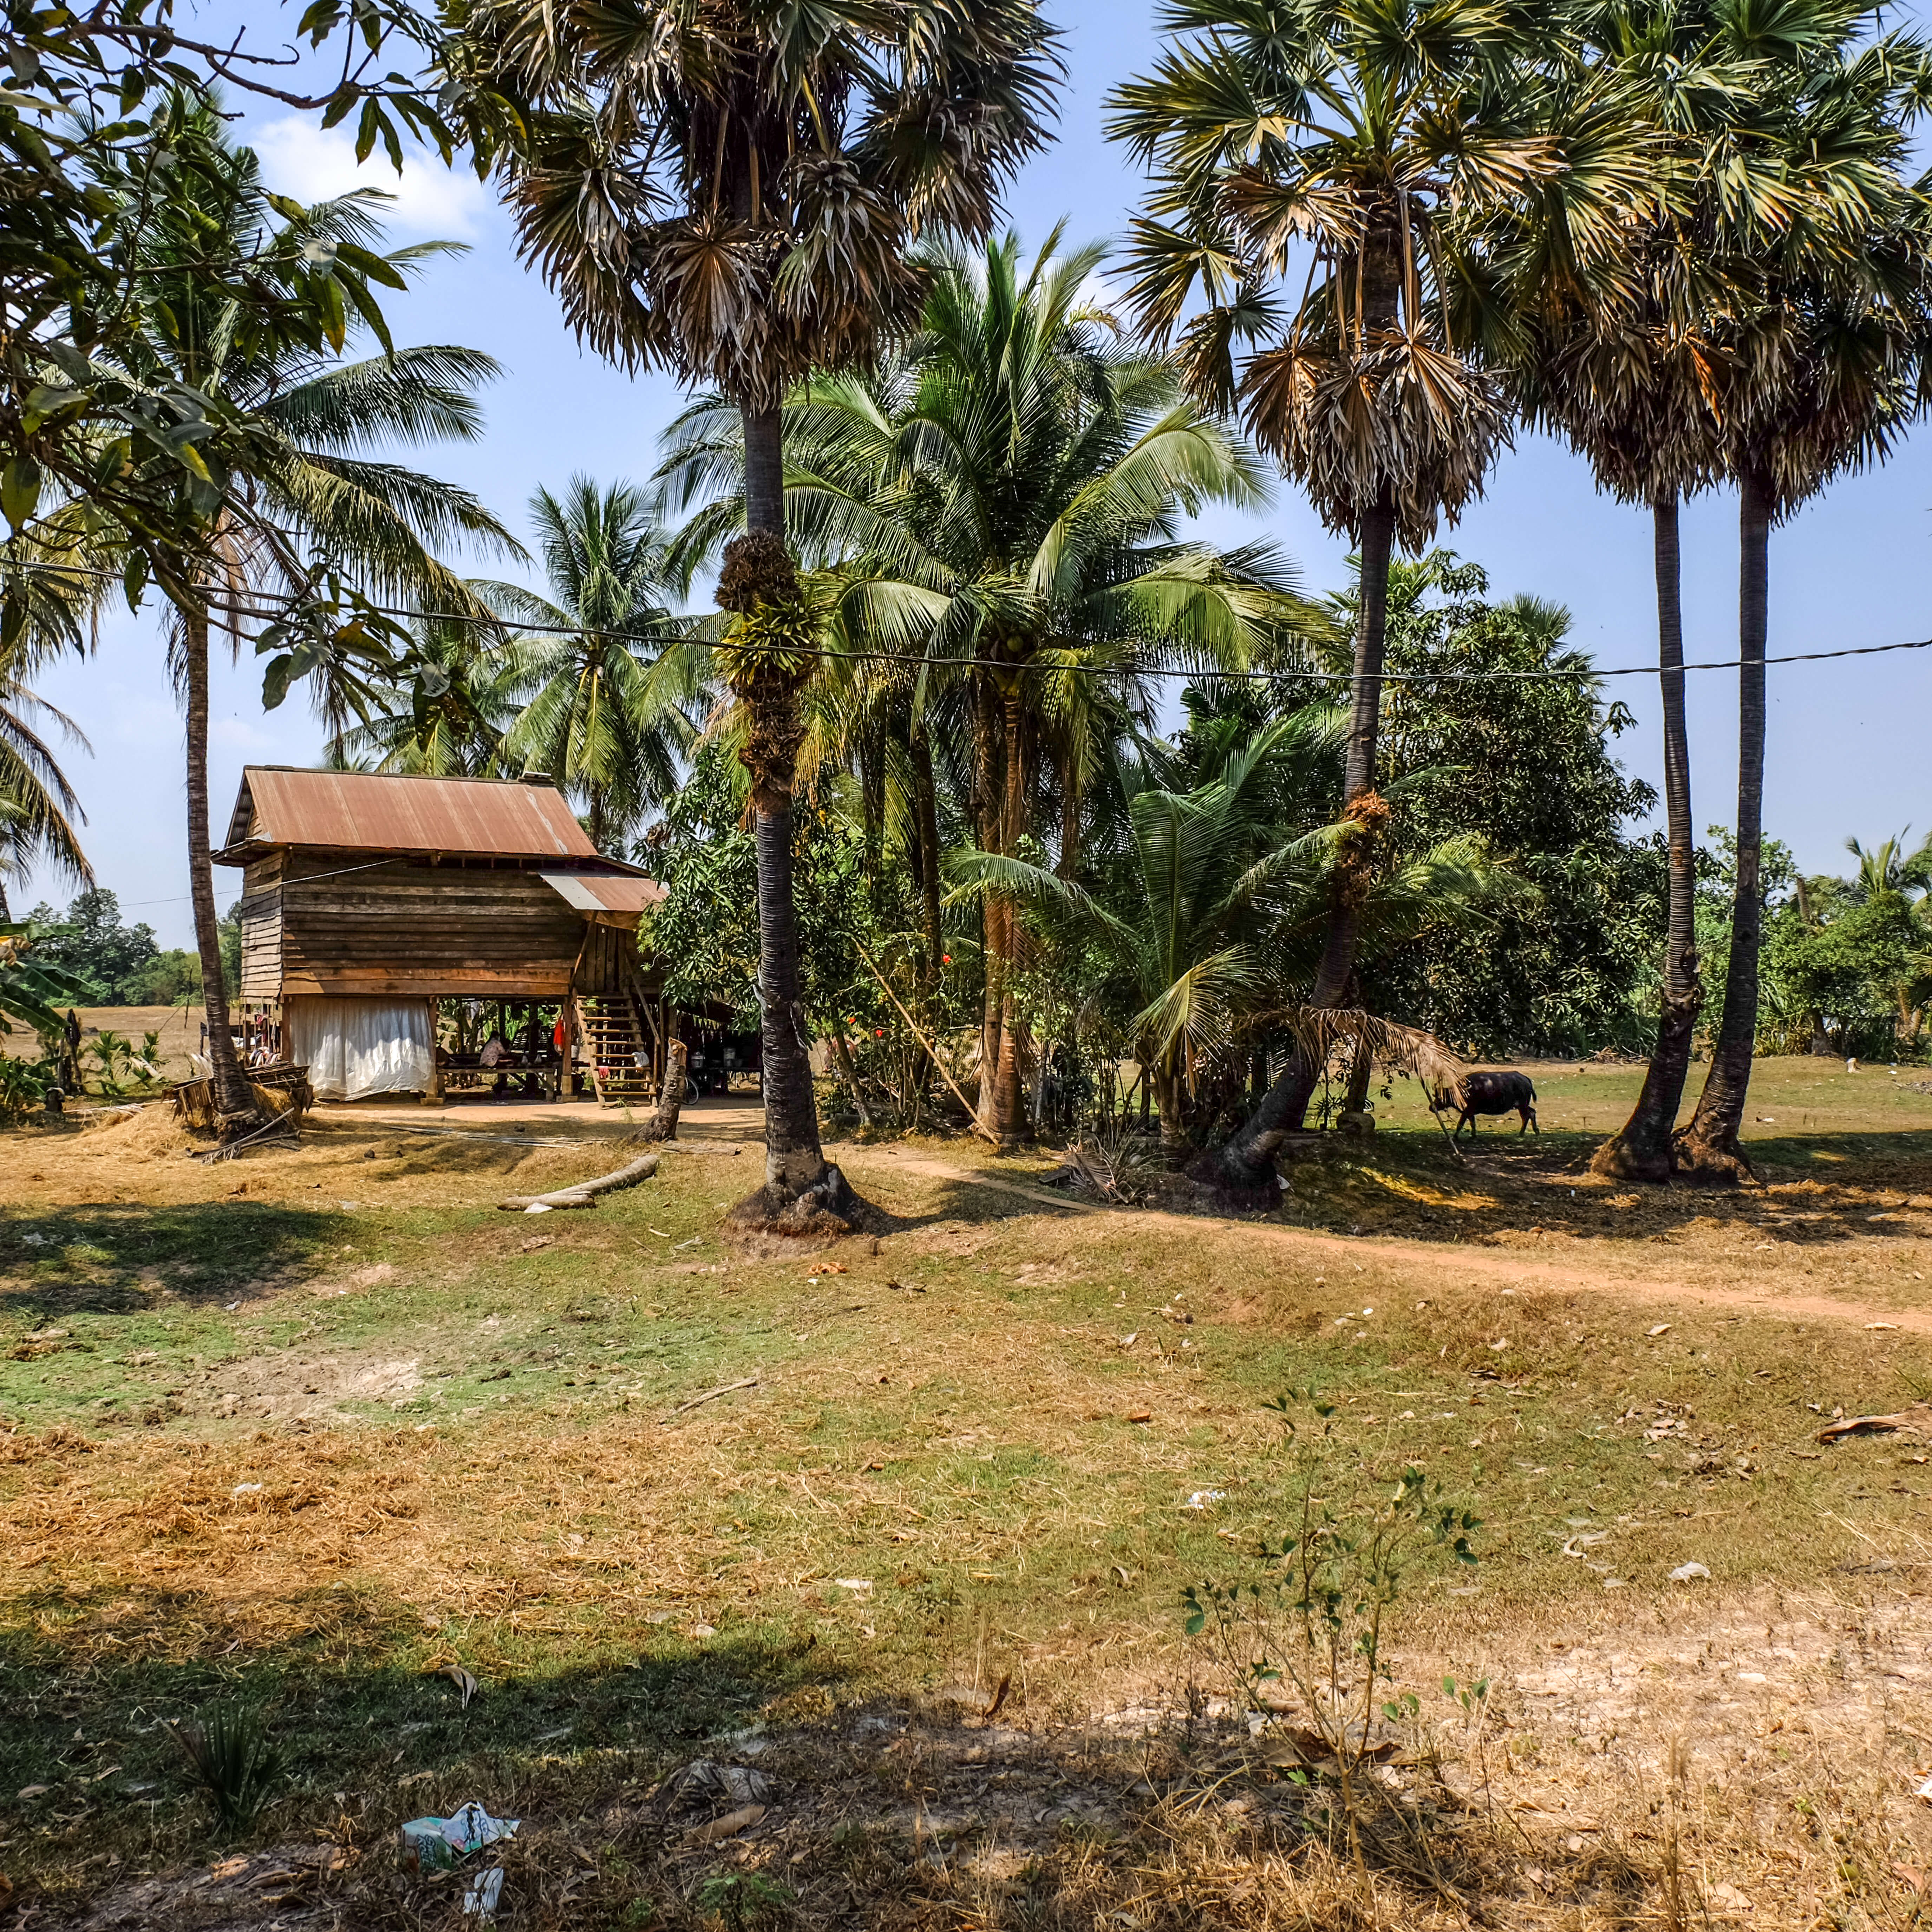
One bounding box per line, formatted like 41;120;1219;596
17;0;1931;947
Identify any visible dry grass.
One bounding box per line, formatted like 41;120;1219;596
2;1063;1932;1928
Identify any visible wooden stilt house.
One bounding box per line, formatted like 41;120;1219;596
215;766;689;1103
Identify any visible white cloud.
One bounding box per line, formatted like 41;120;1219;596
210;715;280;752
251;116;491;239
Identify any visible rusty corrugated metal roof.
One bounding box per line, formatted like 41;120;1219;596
219;767;602;862
540;873;666;915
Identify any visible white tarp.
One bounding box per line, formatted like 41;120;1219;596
289;998;433;1101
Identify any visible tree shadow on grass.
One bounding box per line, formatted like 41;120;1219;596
0;1200;357;1321
0;1578;1564;1932
1292;1124;1932;1252
0;1578;846;1904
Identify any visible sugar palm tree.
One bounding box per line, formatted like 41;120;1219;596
89;109;515;1129
1108;0;1578;1193
470;0;1059;1225
1676;30;1932;1183
659;231;1303;1146
475;478;704;850
1508;0;1904;1182
1514;19;1732;1182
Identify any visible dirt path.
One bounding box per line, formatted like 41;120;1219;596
857;1147;1932;1337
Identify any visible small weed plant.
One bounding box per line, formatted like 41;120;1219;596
693;1870;794;1931
1183;1389;1480;1876
169;1705;283;1834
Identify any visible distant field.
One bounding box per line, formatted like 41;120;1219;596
0;1004;206;1083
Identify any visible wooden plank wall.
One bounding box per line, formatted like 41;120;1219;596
237;853;589;998
237;854;285;1000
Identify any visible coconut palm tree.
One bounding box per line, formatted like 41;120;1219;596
1675;32;1932;1184
1845;831;1932;904
659;231;1305;1145
86;108;515;1130
0;675;90;923
961;712;1337;1155
955;710;1522;1156
0;516;111;918
325;613;524;778
473;478;704;850
468;0;1059;1226
1108;0;1581;1193
0;917;94;1051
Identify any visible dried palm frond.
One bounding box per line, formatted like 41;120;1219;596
1242;1005;1467;1105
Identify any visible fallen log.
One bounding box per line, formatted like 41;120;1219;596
497;1152;659;1212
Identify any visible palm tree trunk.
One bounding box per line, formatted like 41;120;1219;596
744;402;784;535
1343;1038;1374;1117
859;725;885;910
1153;1051;1187;1161
973;684;1003;1128
182;604;257;1129
991;684;1031;1148
727;400;860;1229
1680;466;1770;1184
912;727;943;987
1594;495;1701;1181
1059;760;1082;881
635;1038;687;1142
1205;483;1397;1192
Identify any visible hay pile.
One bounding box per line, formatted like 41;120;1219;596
73;1102;193;1161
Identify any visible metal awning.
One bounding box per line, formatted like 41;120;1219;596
540;873;666;918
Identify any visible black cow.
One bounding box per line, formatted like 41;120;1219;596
1431;1070;1538;1138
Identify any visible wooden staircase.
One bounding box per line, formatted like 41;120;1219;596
574;993;655;1107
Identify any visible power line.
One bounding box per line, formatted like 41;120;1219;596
10;556;1931;684
106;857;394;910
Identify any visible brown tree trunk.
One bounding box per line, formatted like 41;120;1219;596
973;682;1003;1131
830;1025;872;1129
1679;466;1771;1185
978;885;1003;1128
990;683;1031;1148
1342;1034;1375;1117
634;1038;687;1142
726;402;861;1231
182;603;260;1133
1205;483;1396;1192
912;727;944;987
1152;1052;1187;1161
1595;495;1701;1181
